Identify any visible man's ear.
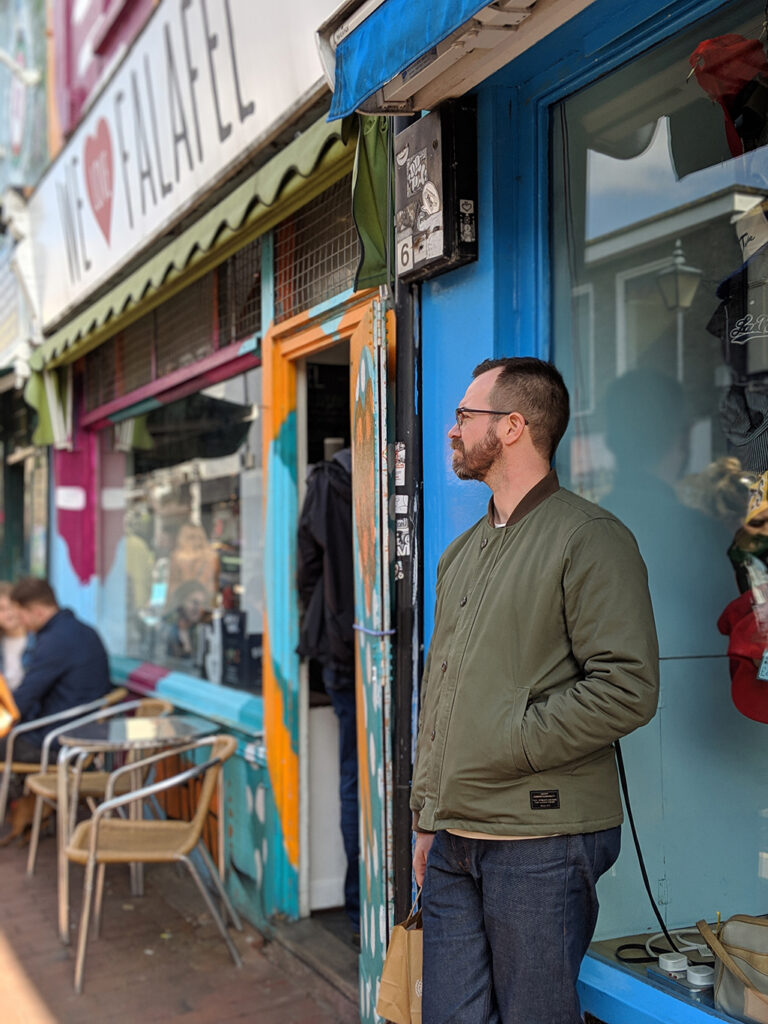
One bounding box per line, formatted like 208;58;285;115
502;413;527;444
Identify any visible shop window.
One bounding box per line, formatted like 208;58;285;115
98;368;263;692
273;175;359;323
551;0;768;1012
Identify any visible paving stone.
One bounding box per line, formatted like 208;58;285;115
0;829;359;1023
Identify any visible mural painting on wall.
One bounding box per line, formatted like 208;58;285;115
350;301;393;1024
262;341;301;918
0;0;47;192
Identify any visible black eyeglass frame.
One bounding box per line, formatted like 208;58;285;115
454;407;530;429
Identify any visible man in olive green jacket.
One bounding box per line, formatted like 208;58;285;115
412;357;659;1024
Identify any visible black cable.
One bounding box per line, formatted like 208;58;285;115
615;739;681;955
615;941;669;964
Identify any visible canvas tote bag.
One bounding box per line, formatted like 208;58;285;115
698;916;768;1022
376;892;423;1024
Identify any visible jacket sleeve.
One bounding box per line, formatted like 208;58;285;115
12;632;60;721
519;517;660;774
410;548;450;817
296;473;323;609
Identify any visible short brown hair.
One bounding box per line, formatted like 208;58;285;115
11;578;58;608
473;357;570;462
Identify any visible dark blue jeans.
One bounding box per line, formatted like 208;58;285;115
422;827;621;1024
322;667;360;929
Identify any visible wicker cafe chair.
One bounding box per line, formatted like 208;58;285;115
66;734;241;993
0;687;128;827
24;697;175;878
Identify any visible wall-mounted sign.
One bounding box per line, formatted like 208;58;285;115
394;98;478;283
29;0;336;331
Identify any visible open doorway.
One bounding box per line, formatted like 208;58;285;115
296;340;358;950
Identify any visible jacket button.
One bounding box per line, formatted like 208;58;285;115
430;730;436;741
441;660;447;672
480;538;488;549
460;596;467;607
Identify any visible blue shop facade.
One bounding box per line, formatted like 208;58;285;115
323;0;768;1021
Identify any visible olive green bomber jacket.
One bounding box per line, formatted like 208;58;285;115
410;473;660;835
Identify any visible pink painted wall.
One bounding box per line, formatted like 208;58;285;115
54;0;156;139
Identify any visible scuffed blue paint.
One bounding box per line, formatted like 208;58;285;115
227;754;293;922
578;956;723;1024
318;288;356;340
237;334;260;356
109;656;264;734
49;532;100;627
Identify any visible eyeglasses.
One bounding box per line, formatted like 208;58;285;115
454;407;529;429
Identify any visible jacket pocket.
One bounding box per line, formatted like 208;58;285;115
509;686;534;775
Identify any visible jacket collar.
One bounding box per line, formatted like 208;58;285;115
487;469;560;528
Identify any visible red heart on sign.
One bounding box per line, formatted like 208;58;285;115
83;117;114;245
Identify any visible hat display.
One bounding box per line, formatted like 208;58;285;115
746;470;768;526
718;588;768;724
689;34;768;157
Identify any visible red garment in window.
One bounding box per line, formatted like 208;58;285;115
717;588;768;723
689;34;768;156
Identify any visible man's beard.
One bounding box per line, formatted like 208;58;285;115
452;425;502;481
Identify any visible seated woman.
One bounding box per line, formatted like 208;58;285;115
0;582;29;691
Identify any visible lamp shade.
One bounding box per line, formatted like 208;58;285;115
657;239;703;311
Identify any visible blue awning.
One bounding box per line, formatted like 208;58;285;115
328;0;489;120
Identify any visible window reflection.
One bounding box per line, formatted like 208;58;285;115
552;0;768;1008
100;369;263;691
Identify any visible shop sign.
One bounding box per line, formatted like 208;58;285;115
29;0;336;331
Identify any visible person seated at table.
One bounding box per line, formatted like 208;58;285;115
0;578;111;766
0;581;31;691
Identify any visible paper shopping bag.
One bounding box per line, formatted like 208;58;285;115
376;896;423;1024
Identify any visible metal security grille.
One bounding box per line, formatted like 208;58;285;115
274;175;358;324
226;237;262;344
83;239;263;412
119;317;154;395
155;274;217;378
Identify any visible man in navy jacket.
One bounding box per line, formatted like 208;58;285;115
4;577;111;757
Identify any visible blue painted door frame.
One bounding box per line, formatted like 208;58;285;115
418;1;738;1021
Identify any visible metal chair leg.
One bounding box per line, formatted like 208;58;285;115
93;864;106;938
198;842;242;930
181;854;242;968
74;856;97;993
0;757;11;826
26;794;46;876
58;745;87;945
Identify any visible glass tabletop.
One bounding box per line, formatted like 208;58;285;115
58;714;215;750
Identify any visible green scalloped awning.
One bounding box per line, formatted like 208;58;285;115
29;114;357;374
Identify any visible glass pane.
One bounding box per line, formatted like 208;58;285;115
551;0;768;1009
98;368;263;690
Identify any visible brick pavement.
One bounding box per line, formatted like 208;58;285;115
0;825;359;1024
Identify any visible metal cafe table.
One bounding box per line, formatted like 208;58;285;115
56;714;215;943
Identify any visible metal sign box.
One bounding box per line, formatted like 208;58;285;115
394;98;478;283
